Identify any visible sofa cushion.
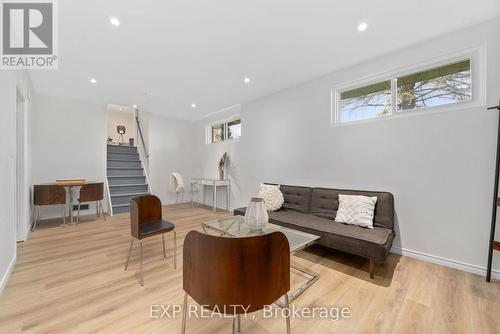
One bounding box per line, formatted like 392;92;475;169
311;188;394;229
279;185;313;213
310;188;338;220
335;194;378;229
233;207;394;262
258;183;284;211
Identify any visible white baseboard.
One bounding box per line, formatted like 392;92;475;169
0;253;16;296
391;246;500;280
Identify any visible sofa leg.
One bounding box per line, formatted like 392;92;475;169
369;258;375;279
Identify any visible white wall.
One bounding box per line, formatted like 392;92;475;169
107;108;134;144
31;94;107;217
194;105;244;208
195;18;500;277
148;113;199;204
0;70;34;293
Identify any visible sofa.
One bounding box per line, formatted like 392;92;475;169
234;184;395;279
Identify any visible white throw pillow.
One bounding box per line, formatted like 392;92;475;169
258;183;284;211
335;194;378;229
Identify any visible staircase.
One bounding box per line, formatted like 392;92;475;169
107;144;150;214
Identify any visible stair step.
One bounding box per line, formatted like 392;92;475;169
107;145;138;154
107;160;142;168
110;184;148;195
107;152;140;160
111;192;149;205
107;176;146;185
112;204;131;214
107;168;143;176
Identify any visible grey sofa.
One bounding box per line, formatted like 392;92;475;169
234;184;395;279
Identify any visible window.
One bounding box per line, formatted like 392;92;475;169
227;119;241;140
335;58;472;124
397;60;471;111
340;81;392;123
209;118;241;143
211;123;225;142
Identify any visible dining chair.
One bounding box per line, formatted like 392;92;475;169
182;230;291;334
124;195;176;286
170;172;198;204
75;182;106;224
32;184;67;231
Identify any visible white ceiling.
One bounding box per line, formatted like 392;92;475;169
29;0;500;121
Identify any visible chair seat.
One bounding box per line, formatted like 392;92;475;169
139;220;175;238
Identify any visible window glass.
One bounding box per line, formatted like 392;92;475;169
227;119;241;140
397;60;471;111
211;123;225;143
339;81;392;123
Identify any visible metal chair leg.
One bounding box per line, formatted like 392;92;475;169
173;231;177;269
232;315;237;334
124;239;134;271
181;292;188;334
284;294;291;334
162;234;166;258
61;204;66;225
32;206;39;231
76;203;81;225
37;206;40;229
139;239;144;286
31;205;35;230
100;201;107;221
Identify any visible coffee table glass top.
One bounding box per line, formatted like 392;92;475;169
202;215;320;252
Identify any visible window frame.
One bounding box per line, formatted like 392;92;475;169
207;116;241;144
331;46;485;127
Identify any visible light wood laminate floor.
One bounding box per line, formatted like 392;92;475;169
0;204;499;333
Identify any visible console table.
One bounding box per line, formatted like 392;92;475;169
191;178;230;212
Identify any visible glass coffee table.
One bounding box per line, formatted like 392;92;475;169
202;215;320;307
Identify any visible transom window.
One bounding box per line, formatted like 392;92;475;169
336;59;472;124
209;118;241;143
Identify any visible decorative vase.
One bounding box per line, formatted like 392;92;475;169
219;169;224;181
245;197;268;230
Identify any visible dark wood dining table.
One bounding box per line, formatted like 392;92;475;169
41;180;100;223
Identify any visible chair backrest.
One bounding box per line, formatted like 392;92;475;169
79;183;104;202
170;172;184;192
183;230;290;314
130;195;162;238
33;185;66;206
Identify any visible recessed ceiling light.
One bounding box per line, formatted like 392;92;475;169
357;22;368;32
191;103;196;108
119;108;123;111
132;104;137;109
89;78;97;84
244;77;251;84
110;17;120;26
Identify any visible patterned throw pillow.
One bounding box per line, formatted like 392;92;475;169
258;183;284;211
335;194;378;228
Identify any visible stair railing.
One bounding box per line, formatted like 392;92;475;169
135;109;153;194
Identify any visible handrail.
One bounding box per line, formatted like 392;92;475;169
135;111;149;159
134;109;153;195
